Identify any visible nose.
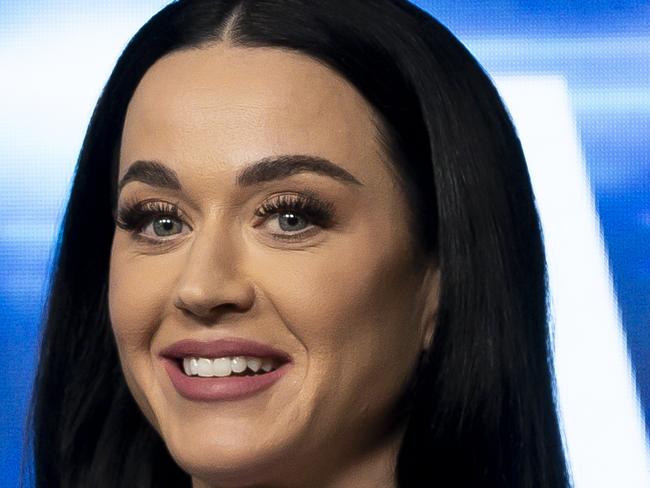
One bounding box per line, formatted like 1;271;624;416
173;224;255;320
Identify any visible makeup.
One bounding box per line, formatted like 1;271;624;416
160;338;292;402
109;43;438;486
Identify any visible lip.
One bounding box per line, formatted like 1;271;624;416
159;338;292;402
159;337;292;362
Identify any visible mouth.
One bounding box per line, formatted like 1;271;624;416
177;355;282;378
159;338;292;401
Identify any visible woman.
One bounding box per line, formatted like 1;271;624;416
26;0;571;486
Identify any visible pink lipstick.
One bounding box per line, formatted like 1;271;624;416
159;338;291;402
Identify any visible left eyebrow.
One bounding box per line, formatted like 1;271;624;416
235;154;363;187
117;154;363;196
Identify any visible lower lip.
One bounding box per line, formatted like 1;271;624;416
162;358;289;402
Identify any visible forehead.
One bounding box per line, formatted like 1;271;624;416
120;44;394;187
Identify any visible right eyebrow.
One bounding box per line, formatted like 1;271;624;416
117;160;181;195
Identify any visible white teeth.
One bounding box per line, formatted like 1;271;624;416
212;357;231;377
180;356;278;377
231;356;247;373
183;358;191;375
246;356;262;373
261;358;273;372
197;358;213;377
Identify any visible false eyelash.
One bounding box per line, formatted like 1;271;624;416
255;193;335;227
115;200;184;232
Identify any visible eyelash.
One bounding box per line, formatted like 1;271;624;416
114;193;335;244
254;193;335;239
115;200;186;244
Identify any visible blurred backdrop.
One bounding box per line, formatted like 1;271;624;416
0;1;648;486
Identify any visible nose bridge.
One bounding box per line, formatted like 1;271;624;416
174;218;253;317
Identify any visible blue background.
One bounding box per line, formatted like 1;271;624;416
0;1;648;486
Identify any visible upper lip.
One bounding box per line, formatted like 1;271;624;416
159;338;292;363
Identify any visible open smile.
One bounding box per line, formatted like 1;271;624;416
159;338;292;401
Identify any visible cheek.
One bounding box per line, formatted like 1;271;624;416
110;259;158;350
109;234;180;323
257;226;423;413
108;239;174;386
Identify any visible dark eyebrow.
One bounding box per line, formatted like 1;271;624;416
117;155;363;196
117;160;181;195
235;155;363;187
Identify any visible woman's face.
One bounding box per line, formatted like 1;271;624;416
109;44;438;486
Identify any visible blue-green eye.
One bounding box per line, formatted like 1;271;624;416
255;193;335;240
150;216;184;237
115;200;190;243
277;212;309;232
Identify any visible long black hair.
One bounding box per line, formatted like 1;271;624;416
24;1;572;486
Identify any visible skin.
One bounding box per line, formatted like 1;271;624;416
108;43;439;488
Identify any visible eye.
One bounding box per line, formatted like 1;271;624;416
276;212;309;233
145;215;185;237
115;200;190;243
255;193;335;240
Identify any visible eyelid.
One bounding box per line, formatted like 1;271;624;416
255;192;335;222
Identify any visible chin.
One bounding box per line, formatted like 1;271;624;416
170;445;288;487
162;420;294;486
